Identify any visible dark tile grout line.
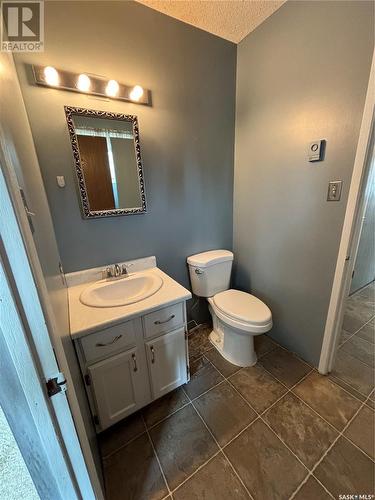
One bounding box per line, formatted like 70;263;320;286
103;335;356;458
340;314;375;347
328;372;374;405
177;380;255;499
101;398;192;460
189;356;337;500
330;368;375;402
339;313;375;352
164;348;325;497
100;426;147;462
101;337;248;459
197;349;374;497
102;333;374;498
224;370;337;500
141;413;172;498
290;389;375;500
326;314;375;403
346;282;375;306
340;305;374;345
251;360;375;465
336;347;375;371
129;347;282;498
290;384;375;463
101;349;226;460
187;322;212;336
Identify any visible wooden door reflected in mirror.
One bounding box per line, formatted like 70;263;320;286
65;107;146;218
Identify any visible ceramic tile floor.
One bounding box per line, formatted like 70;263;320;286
332;281;375;402
100;321;375;500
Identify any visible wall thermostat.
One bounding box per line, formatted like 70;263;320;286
56;175;66;188
308;140;325;162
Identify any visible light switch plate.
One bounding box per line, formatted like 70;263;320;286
327;180;342;201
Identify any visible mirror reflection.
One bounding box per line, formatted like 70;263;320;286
65;107;146;218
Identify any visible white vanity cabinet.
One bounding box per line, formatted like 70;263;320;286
75;302;189;432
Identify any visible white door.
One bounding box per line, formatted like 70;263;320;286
88;347;149;430
0;167;98;499
146;328;188;399
1;51;102;498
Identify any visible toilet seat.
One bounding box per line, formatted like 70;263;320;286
210;289;272;334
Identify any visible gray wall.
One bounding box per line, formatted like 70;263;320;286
0;50;101;482
234;1;374;365
15;1;236;323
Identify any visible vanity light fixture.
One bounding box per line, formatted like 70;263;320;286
77;73;91;92
32;65;151;105
105;79;119;97
43;66;59;86
129;85;144;102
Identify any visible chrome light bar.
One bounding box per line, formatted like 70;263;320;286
32;65;151;106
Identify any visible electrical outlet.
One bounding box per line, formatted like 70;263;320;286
327;181;342;201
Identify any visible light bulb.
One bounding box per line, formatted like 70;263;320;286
129;85;144;101
44;66;59;86
106;79;119;97
77;74;91;92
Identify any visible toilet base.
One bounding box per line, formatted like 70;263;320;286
208;315;258;368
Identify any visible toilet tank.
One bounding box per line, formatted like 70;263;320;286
187;250;233;297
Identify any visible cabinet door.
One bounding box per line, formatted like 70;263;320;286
146;327;188;399
88;347;149;430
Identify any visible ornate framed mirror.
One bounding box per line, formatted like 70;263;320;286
65;106;146;218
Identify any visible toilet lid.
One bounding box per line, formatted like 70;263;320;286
213;289;271;325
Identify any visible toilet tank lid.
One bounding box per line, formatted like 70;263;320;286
187;249;234;268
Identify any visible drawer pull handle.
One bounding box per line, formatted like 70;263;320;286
154;314;175;325
150;346;155;364
132;353;138;372
96;334;122;347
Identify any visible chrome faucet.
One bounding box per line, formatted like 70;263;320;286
114;264;121;277
103;262;134;279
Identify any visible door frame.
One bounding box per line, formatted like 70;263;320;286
319;49;375;374
0;151;103;498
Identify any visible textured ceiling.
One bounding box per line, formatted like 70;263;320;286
135;0;285;43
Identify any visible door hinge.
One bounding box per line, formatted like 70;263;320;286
46;372;67;398
84;373;91;386
59;261;66;286
93;415;99;426
20;188;35;234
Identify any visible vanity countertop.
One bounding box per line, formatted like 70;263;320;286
68;266;192;339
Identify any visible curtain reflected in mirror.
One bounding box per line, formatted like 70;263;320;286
65;107;146;218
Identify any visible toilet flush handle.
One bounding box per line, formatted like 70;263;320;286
195;268;204;275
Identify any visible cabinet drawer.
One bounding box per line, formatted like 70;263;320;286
143;303;184;339
79;319;139;364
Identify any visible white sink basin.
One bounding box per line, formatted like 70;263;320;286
80;272;163;308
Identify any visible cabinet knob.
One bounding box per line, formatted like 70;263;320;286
150;346;155;364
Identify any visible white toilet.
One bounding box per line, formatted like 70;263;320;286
187;249;272;367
